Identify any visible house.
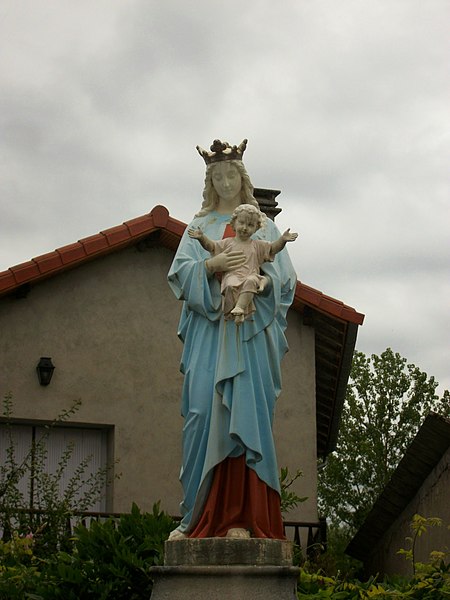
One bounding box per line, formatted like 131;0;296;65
347;412;450;576
0;198;364;529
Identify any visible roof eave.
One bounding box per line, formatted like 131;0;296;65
347;413;450;561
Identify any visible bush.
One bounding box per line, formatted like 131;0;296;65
297;562;450;599
40;502;173;599
0;532;42;599
0;502;175;599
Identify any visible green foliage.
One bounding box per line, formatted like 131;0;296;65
309;523;363;578
397;514;446;577
297;561;450;599
0;507;448;599
0;532;34;567
51;502;174;598
0;502;175;600
297;569;389;599
0;393;118;556
318;349;449;539
0;503;173;598
300;515;450;598
0;532;43;599
280;466;308;514
0;564;43;600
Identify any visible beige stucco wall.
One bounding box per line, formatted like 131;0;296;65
0;243;317;520
275;311;317;522
365;449;450;577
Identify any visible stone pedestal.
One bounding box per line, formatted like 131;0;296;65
150;538;299;600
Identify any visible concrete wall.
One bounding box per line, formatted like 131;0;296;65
0;243;317;520
365;449;450;577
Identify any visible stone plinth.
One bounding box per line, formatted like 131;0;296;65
150;538;299;600
165;537;294;566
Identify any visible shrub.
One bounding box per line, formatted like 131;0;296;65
297;563;450;599
0;532;42;599
36;502;175;599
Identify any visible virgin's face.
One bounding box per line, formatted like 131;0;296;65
211;162;242;203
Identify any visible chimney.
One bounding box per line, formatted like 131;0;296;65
254;188;282;221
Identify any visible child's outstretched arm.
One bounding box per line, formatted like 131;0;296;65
187;227;215;253
270;229;298;255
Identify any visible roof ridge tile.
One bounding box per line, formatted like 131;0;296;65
9;261;41;284
101;223;132;247
124;214;154;236
56;242;87;265
32;251;63;274
78;232;109;255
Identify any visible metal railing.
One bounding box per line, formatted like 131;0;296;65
1;508;327;558
283;517;327;557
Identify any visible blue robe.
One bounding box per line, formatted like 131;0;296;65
168;211;297;533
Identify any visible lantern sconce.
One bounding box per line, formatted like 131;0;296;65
36;357;55;386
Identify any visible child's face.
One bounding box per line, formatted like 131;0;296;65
233;213;259;240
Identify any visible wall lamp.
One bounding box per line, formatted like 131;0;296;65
36;357;55;386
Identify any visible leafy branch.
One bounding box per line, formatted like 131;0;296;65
397;513;444;576
280;466;308;514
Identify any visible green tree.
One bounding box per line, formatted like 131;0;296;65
318;348;449;535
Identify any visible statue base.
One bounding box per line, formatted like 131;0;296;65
150;538;300;600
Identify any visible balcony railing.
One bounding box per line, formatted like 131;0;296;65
283;518;327;557
1;508;327;558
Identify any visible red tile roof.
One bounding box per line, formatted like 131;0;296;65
0;205;364;326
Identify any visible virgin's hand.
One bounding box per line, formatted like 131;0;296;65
205;249;246;274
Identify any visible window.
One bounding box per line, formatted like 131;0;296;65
0;423;109;512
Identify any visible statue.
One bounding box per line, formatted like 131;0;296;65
167;139;297;540
188;204;298;324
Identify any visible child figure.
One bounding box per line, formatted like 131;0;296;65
188;204;298;324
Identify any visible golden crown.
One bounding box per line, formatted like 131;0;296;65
196;138;248;164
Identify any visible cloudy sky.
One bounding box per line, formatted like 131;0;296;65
1;1;449;393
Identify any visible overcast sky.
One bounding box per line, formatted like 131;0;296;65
1;1;449;394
